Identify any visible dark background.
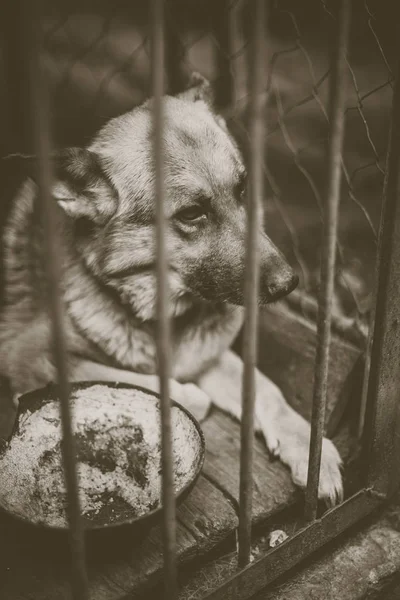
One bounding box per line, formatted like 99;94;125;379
0;0;396;323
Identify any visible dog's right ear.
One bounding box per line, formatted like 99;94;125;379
51;148;117;223
176;72;215;111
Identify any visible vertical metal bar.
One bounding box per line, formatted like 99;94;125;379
165;0;185;95
0;1;30;155
213;0;235;109
152;1;177;598
238;0;267;569
304;0;351;522
363;52;400;498
23;2;88;598
357;307;375;439
202;491;382;600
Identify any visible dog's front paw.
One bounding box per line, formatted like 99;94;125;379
259;408;343;506
170;381;212;422
290;436;343;506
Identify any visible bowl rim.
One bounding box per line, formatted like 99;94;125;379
1;380;206;532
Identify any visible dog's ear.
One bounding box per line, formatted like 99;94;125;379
175;72;231;134
51;148;117;223
176;72;215;110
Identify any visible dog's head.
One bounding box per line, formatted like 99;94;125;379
51;74;298;320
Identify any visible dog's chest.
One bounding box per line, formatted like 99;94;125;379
170;304;244;381
64;263;244;380
85;304;244;381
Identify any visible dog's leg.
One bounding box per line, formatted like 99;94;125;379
197;350;343;505
71;360;212;421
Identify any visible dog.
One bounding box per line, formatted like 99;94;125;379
0;73;343;504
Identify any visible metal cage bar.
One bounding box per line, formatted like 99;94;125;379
203;7;400;599
152;1;178;598
304;0;351;522
22;2;89;599
3;2;400;600
213;0;235;110
203;490;382;600
202;44;400;597
238;0;267;568
0;2;30;155
363;48;400;499
165;0;186;95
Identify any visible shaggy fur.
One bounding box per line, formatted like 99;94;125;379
0;74;343;503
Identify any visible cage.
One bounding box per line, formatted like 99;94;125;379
0;1;399;599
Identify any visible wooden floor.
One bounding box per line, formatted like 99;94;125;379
0;408;297;600
0;304;363;600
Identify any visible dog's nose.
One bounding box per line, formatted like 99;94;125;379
266;272;299;303
257;233;299;304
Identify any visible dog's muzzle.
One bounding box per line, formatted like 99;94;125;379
265;272;299;303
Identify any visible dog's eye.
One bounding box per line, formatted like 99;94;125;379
235;175;247;203
177;206;208;223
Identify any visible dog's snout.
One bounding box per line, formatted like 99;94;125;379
258;235;299;304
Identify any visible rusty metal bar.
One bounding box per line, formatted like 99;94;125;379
22;2;89;598
304;0;351;522
357;301;375;440
0;1;30;155
213;0;235;109
165;0;185;95
152;1;178;598
238;0;267;569
362;51;400;498
204;489;381;600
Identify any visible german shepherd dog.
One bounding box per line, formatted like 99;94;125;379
0;74;342;504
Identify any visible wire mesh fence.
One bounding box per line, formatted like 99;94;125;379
0;1;394;339
0;1;398;599
1;0;391;340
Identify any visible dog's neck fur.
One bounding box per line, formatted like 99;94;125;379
0;180;243;391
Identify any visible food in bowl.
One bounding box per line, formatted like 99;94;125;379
0;383;204;528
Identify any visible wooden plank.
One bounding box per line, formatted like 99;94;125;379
177;417;358;600
199;491;381;600
245;303;363;436
0;301;362;599
202;411;298;523
0;403;359;600
0;350;359;600
0;407;299;600
0;457;237;600
0;515;196;600
92;473;238;597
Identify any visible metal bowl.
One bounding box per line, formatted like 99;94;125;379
0;381;205;542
